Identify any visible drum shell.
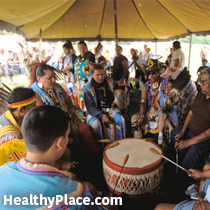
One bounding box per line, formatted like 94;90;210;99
103;138;164;198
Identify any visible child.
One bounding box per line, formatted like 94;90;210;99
155;80;179;145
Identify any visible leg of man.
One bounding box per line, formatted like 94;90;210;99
182;141;210;171
86;114;103;140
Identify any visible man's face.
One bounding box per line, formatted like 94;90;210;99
92;69;105;84
19;101;36;121
144;45;147;50
200;74;210;96
172;44;176;51
37;70;56;90
149;70;160;82
63;47;71;55
78;44;88;56
115;47;122;57
202;60;208;67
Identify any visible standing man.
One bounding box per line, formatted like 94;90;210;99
74;41;95;110
62;43;77;106
142;44;148;58
112;45;128;89
83;64;125;141
170;41;185;70
0;49;14;85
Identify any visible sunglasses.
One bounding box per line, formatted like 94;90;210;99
148;71;158;75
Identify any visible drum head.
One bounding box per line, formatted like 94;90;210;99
104;138;163;174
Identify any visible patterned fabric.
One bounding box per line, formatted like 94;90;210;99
0;110;22;145
176;80;197;126
0;139;26;166
146;78;162;108
30;82;68;113
0;159;103;210
84;77;125;140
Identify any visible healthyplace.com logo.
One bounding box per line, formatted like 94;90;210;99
4;194;122;208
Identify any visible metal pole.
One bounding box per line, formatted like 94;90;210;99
113;0;118;46
188;34;192;71
155;41;157;55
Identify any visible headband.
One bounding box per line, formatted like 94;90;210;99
7;95;37;108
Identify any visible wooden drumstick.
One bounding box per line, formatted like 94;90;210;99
106;142;119;150
149;148;191;174
144;138;156;142
98;139;111;143
113;154;129;194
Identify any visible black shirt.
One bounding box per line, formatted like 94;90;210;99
79;51;95;63
112;55;128;81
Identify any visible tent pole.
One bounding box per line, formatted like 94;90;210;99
188;34;192;71
113;0;118;46
155;41;157;55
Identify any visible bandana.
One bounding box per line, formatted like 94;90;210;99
7;95;37;108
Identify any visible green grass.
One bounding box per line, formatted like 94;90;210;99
1;71;64;89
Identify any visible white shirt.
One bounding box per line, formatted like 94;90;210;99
170;48;185;70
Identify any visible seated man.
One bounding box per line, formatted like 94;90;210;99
171;68;210;186
131;59;164;138
0;87;36;165
0;106;106;210
196;59;208;93
83;64;126;141
155;163;210;210
30;64;91;143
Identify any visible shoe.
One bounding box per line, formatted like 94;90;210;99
158;136;163;145
185;184;198;197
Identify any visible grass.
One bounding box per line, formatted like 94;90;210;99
1;71;64;89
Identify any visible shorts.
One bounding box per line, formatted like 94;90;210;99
158;105;178;125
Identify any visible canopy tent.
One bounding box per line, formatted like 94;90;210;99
1;0;210;41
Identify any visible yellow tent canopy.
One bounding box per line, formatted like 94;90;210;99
0;0;210;41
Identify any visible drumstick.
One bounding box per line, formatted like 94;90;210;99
113;154;129;194
144;138;156;141
98;139;111;143
106;142;119;150
149;148;191;174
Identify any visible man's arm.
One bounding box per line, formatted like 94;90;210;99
83;85;104;119
174;110;193;141
181;110;193;133
174;59;179;67
57;83;76;115
187;128;210;147
140;84;147;117
122;59;128;79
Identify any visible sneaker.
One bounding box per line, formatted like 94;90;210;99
185;184;198;197
158;136;163;145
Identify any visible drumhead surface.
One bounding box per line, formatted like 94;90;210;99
105;138;162;168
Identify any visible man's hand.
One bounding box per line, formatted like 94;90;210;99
102;114;110;123
175;140;190;150
158;107;163;112
188;169;203;179
174;131;184;141
193;196;210;210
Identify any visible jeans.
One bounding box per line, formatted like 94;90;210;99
171;126;210;185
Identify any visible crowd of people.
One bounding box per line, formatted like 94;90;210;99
0;39;210;210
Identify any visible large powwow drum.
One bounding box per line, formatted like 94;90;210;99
103;138;163;198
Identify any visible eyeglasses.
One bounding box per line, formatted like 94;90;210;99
199;80;209;86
